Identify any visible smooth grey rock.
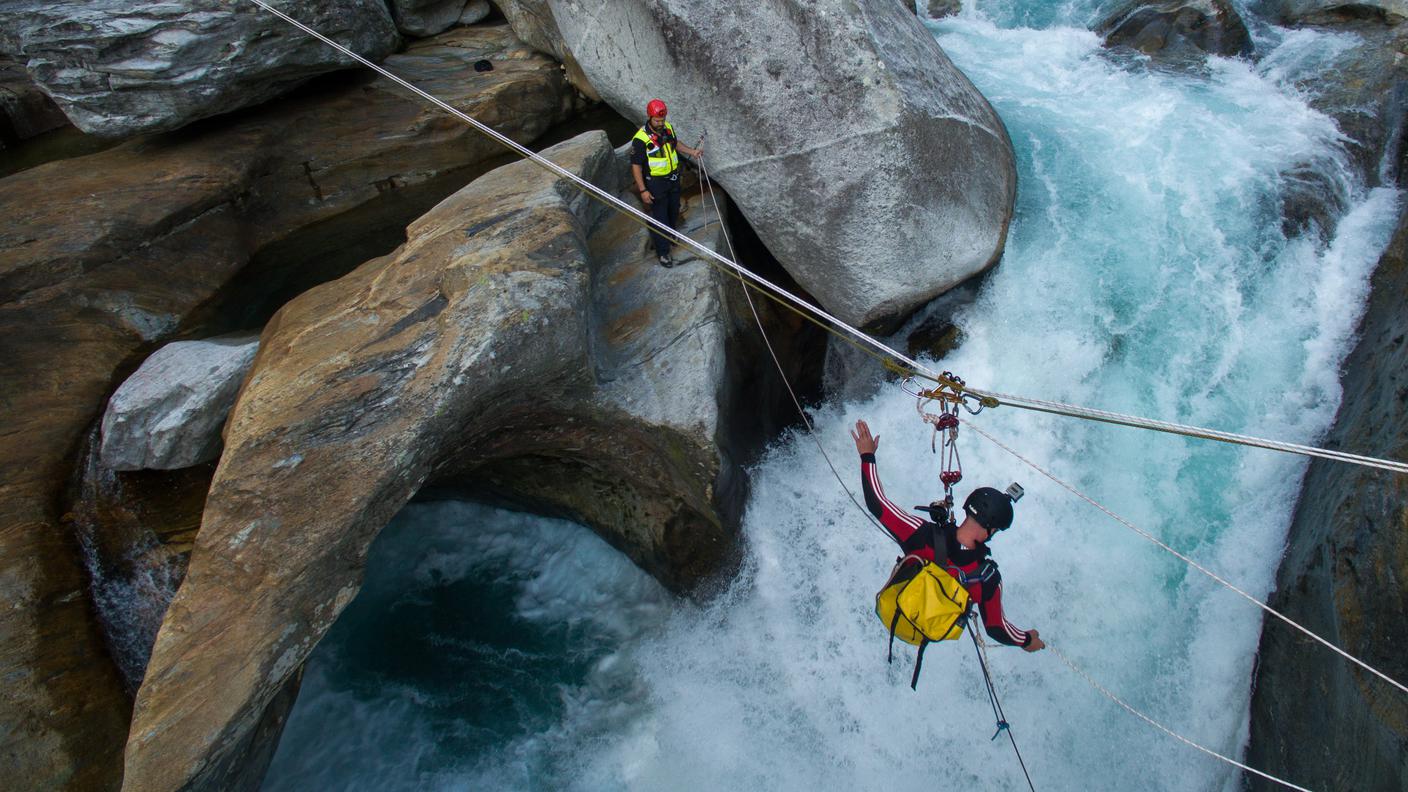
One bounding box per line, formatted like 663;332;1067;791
1096;0;1253;58
459;0;492;25
100;335;260;471
389;0;470;37
498;0;1017;330
495;0;564;59
0;0;399;137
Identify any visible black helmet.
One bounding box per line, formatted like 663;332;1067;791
963;487;1014;534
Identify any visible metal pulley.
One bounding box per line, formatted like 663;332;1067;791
903;371;967;496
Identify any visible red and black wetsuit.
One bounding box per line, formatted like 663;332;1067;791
860;452;1033;648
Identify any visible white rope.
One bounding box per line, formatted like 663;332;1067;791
1047;644;1314;792
241;0;1407;478
960;417;1408;697
697;158;890;541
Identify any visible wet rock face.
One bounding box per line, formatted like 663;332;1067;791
122;130;772;792
100;335;260;472
389;0;473;36
1096;0;1253;58
0;57;68;144
1293;20;1408;188
0;23;574;792
1245;208;1408;791
0;0;399;137
1271;0;1408;25
497;0;1018;331
926;0;963;19
69;433;214;694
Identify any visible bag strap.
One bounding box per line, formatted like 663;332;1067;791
887;606;902;664
910;638;929;690
932;518;954;567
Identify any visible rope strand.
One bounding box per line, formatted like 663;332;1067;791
697;160;890;541
968;628;1037;790
1047;645;1313;792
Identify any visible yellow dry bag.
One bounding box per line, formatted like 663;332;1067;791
875;554;971;689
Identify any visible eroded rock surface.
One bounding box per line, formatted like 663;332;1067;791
122;130;788;792
0;24;574;791
498;0;1017;330
1272;0;1408;24
1096;0;1253;58
0;0;399;137
1245;195;1408;792
1288;19;1408;187
390;0;472;37
0;57;68;144
460;0;493;26
925;0;963;19
100;335;260;472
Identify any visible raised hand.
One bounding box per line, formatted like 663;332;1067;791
851;419;879;455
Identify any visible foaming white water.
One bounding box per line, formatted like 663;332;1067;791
266;11;1400;792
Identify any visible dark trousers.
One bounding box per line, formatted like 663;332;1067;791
645;174;681;256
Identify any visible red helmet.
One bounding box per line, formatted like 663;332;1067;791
646;98;667;118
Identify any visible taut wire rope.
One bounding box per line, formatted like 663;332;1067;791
961;386;1408;475
242;0;1408;478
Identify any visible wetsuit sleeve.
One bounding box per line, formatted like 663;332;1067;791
977;566;1032;648
859;452;924;545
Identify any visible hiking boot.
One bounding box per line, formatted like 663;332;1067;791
657;254;675;268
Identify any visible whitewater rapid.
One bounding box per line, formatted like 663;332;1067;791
264;6;1399;791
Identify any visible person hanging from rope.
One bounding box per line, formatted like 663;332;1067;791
852;419;1046;653
631;98;703;268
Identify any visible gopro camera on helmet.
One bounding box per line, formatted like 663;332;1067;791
1005;482;1024;503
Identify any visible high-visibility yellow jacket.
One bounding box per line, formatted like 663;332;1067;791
632;121;679;177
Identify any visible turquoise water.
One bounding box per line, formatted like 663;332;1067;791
264;6;1398;791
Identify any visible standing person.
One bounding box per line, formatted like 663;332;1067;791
851;419;1046;652
631;98;703;268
